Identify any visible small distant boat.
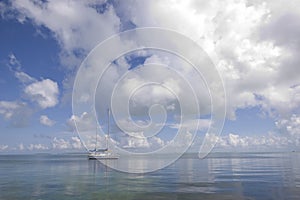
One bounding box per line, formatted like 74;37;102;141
88;109;119;160
88;149;119;160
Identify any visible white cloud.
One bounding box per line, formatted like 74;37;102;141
71;136;82;149
8;53;21;71
24;79;59;109
0;101;23;120
1;54;59;128
7;53;36;84
40;115;55;126
0;101;32;127
114;0;300;120
51;137;83;150
52;137;70;149
119;131;165;150
0;144;9;151
0;2;8;18
227;133;248;147
122;132;150;149
19;143;24;151
12;0;120;69
204;132;298;149
276;114;300;137
27;143;49;151
6;54;59;110
66;112;95;132
14;71;36;84
168;131;193;149
151;136;165;147
10;0;300;150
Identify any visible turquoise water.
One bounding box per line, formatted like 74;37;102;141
0;152;299;199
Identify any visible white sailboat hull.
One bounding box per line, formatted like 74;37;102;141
88;151;119;160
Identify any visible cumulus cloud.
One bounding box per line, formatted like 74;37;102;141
0;144;9;151
168;131;193;149
0;1;8;18
11;0;120;69
52;137;70;149
18;143;24;151
9;0;300;150
1;54;59;128
112;0;300;120
204;132;298;149
0;101;24;120
66;112;95;132
24;79;59;109
40;115;55;126
121;132;150;149
7;54;59;109
27;143;49;151
8;53;21;71
71;136;82;149
276;114;300;137
7;53;36;84
0;101;32;127
14;71;36;84
15;138;82;151
117;131;165;150
51;137;83;150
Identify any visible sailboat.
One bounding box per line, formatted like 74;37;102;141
88;109;119;160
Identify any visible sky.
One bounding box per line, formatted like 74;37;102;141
0;0;300;153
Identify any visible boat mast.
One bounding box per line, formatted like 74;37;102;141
107;108;110;149
95;122;98;151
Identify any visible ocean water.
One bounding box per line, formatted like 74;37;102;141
0;152;299;200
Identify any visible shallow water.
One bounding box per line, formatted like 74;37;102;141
0;152;299;199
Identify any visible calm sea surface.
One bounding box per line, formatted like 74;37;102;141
0;152;299;200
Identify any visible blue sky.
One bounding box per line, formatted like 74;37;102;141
0;0;300;153
0;14;71;151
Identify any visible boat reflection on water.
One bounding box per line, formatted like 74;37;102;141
96;154;175;173
1;152;300;199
